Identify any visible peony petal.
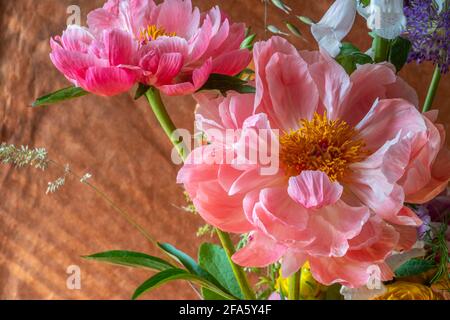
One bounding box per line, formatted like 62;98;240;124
212;49;251;76
309;257;393;288
406;147;450;204
177;145;221;185
188;12;213;61
145;36;189;58
339;63;397;126
381;205;423;227
154;52;184;85
254;201;313;243
60;25;95;53
258;187;310;235
264;52;319;130
392;223;419;251
253;36;299;116
81;66;137;96
104;29;138;66
281;249;308;278
232;232;287;267
159;58;212;96
385;73;419;108
400;116;448;203
346;221;399;262
288;171;343;209
251;187;313;244
218;165;283;196
87;3;121;35
347;162;405;225
356;98;426;151
50;44;98;83
156;0;200;39
88;0;157;37
193;181;253;233
318;200;370;238
348;216;384;250
307;50;351;119
301;216;350;257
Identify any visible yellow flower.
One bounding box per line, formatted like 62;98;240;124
373;282;444;300
431;274;450;300
275;262;326;299
275;273;289;297
299;261;326;300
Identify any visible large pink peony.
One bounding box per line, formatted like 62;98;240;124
50;0;251;96
178;36;450;288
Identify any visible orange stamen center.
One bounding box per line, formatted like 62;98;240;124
279;112;369;181
138;25;176;44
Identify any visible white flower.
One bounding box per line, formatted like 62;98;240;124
367;0;406;40
311;0;357;57
311;0;406;57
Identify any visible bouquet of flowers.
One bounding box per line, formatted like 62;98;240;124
2;0;449;300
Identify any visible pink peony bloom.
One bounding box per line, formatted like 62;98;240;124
50;0;251;96
177;36;450;288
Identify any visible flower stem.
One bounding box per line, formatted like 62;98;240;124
144;87;255;300
145;87;187;160
423;65;442;113
215;229;256;300
288;271;301;300
373;35;390;63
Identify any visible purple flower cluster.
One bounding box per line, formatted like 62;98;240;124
404;0;450;73
414;188;450;239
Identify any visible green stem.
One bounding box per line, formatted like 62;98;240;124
145;87;187;160
216;229;256;300
288;271;301;300
145;87;255;300
373;35;390;63
422;65;442;113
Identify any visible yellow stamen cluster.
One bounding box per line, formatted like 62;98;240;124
279;112;368;181
139;25;176;44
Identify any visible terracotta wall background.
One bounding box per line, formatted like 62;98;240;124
0;0;448;300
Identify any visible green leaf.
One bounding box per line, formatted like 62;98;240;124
267;25;288;36
199;74;256;95
352;52;373;64
394;258;435;278
339;42;361;56
84;250;175;271
132;269;237;300
336;43;373;74
270;0;291;14
158;243;208;275
134;83;150;100
158;243;230;292
389;37;412;72
336;55;358;74
296;15;315;26
286;22;303;38
32;86;89;107
325;284;344;300
201;288;227;300
241;34;257;50
359;0;371;7
198;243;244;299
